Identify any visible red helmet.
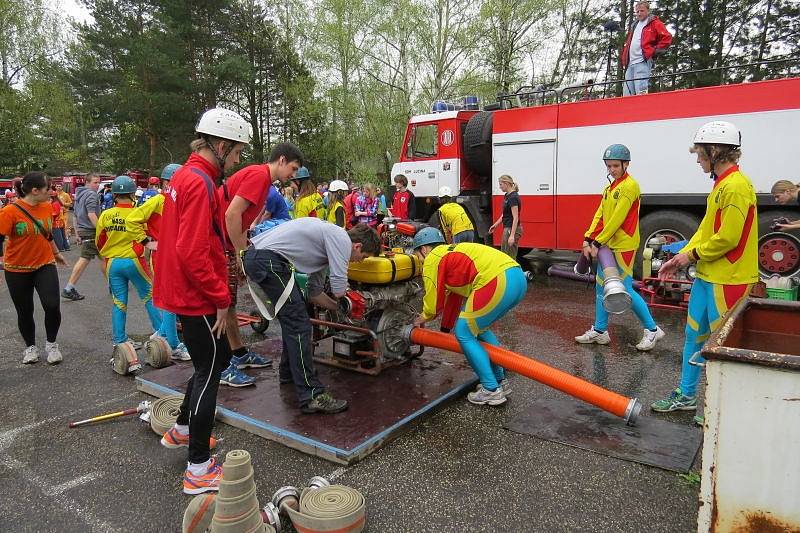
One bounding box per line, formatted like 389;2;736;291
148;176;160;185
5;190;15;197
50;190;57;197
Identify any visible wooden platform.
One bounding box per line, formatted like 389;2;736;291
136;338;478;464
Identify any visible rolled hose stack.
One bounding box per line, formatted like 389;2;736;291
149;395;184;435
404;327;641;425
283;485;366;533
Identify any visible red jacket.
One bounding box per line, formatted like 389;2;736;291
621;15;672;68
343;191;358;229
153;153;231;316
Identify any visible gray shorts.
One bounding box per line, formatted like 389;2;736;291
78;232;99;260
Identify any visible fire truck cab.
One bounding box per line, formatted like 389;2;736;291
391;77;800;277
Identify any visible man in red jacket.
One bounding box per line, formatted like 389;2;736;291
621;1;672;96
155;107;251;495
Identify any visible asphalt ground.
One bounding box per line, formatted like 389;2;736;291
0;249;701;532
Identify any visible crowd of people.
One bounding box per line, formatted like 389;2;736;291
0;109;792;496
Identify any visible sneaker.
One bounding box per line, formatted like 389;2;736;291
575;327;610;345
220;363;256;387
22;346;39;364
231;351;271;369
183;458;222;495
693;415;704;426
61;288;85;301
171;343;192;361
467;384;507;406
301;392;348;414
651;388;697;412
500;378;512;395
636;326;665;351
160;427;217;449
45;342;63;365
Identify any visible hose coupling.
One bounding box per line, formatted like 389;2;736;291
306;476;330;490
261;502;282;530
624;398;642;426
272;485;300;512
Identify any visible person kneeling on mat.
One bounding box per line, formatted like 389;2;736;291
243;219;381;414
412;228;527;406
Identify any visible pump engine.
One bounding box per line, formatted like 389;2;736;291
639;235;694;310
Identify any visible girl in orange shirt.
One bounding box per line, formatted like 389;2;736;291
0;173;68;364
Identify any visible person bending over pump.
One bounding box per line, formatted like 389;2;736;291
243;219;380;414
217;143;303;387
96;176;163;350
652;121;758;415
436;186;475;243
412;228;527;406
156;108;250;495
574;144;665;351
770;180;800;230
126;163;191;361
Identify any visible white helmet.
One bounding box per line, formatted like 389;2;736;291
134;189;143;197
196;108;252;144
693;121;741;146
329;179;349;192
438;185;452;198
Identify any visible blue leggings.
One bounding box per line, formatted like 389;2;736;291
679;278;749;396
454;267;527;391
106;258;162;344
157;310;180;349
593;255;656;332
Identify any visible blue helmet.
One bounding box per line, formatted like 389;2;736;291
603;144;631;161
293;166;311;180
112;175;137;195
412;227;445;250
161;163;182;181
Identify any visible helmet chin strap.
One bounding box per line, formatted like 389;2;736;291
203;136;235;177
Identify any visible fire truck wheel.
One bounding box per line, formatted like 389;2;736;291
757;210;800;277
637;210;700;279
250;310;270;334
463;112;493;177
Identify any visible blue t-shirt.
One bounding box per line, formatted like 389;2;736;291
139;189;159;206
264;185;289;220
102;191;114;210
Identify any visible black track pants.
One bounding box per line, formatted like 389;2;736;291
176;313;231;464
244;248;325;406
4;264;61;346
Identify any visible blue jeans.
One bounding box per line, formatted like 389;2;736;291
623;59;652;95
454;267;527;391
53;227;68;251
105;257;162;344
452;230;475;244
593;256;656;333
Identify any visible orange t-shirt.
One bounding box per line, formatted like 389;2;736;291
0;200;55;272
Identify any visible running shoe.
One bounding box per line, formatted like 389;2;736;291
636;326;665;351
231;351;271;369
220;363;256;387
45;342;63;365
183;458;222;495
161;427;217;449
500;378;512;395
575;327;610;345
22;345;39;364
61;288;85;301
693;415;704;426
171;343;191;361
467;385;507;406
651;388;697;412
301;392;348;414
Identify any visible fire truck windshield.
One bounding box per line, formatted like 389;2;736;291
408;124;438;159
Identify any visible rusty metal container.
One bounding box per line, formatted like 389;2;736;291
698;297;800;533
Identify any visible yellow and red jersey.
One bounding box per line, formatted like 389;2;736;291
294;192;326;219
126;193;164;242
680;166;758;285
437;202;474;241
421;242;518;328
96;202;145;259
585;173;641;252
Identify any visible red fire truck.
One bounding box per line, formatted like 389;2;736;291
391;77;800;277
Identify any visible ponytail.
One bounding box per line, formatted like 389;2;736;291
15;172;48;198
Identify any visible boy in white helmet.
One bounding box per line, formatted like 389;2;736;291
155;108;251;494
652;121;758;415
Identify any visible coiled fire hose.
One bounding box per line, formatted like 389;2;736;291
283;485;366;533
148;395;184;435
404;327;642;425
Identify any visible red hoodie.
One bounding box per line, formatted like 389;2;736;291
153;153;231;316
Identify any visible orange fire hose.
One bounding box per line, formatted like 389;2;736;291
406;327;641;425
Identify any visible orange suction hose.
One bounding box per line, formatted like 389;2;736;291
406;327;641;425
